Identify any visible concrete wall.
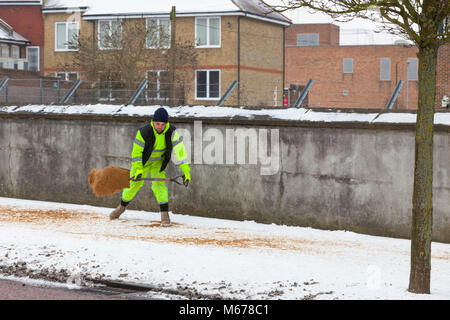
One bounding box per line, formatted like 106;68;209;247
0;112;449;243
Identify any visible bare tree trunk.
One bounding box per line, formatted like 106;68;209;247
408;46;438;294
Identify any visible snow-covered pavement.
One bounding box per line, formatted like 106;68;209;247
0;197;448;300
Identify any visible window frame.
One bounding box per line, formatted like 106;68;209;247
296;33;319;46
407;58;418;81
55;71;79;81
146;18;171;49
11;45;20;59
26;46;40;71
97;19;123;50
1;44;9;57
343;58;354;74
146;70;170;100
195;69;221;100
195;16;221;48
380;58;391;81
54;21;79;52
97;71;122;101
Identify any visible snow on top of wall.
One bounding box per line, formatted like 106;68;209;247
1;104;450;126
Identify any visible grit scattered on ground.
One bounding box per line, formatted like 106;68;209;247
0;197;448;300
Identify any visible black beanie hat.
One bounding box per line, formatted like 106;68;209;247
152;107;169;123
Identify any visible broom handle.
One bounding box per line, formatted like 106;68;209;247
129;175;185;185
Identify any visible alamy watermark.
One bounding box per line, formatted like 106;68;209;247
174;121;280;175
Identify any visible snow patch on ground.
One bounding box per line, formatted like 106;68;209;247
0;197;448;300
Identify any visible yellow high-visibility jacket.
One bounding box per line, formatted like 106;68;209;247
131;121;189;175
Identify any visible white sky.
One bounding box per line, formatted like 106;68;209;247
45;0;409;45
267;2;411;45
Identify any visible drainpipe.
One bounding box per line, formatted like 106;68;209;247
283;25;286;103
237;16;241;106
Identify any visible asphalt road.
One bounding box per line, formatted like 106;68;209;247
0;278;123;300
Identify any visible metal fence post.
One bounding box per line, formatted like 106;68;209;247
40;78;43;104
294;79;314;108
385;80;404;110
0;76;8;102
217;81;238;106
62;79;83;104
127;79;148;106
57;80;60;103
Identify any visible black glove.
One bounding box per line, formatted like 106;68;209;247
183;175;190;187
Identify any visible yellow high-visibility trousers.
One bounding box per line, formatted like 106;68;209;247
121;160;168;206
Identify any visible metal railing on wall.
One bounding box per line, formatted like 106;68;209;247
0;76;444;110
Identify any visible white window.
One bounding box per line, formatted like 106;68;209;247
195;69;220;99
1;44;8;57
407;58;418;81
55;22;78;51
343;58;353;74
26;46;39;71
11;45;20;58
146;18;170;49
55;72;78;81
98;71;122;101
297;33;319;46
146;70;169;100
98;20;122;50
380;58;391;81
195;17;220;48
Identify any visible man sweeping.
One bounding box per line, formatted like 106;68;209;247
109;107;191;226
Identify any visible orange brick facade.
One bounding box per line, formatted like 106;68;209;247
285;23;339;47
285;24;448;110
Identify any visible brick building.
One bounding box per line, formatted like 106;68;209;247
285;23;448;110
0;17;30;70
0;0;44;72
41;0;291;107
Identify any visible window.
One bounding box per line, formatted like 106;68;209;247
98;20;122;50
146;70;169;100
146;18;170;49
26;46;39;71
407;58;418;81
98;71;122;101
1;44;8;57
297;33;319;46
343;58;353;74
380;58;391;81
195;17;220;47
195;70;220;99
11;45;20;58
55;22;78;51
55;72;78;81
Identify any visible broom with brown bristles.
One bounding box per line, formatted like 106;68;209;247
88;166;131;197
88;166;186;197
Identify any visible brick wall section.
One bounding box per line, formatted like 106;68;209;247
0;6;44;46
286;23;339;46
436;42;449;108
0;5;44;71
286;44;419;109
239;17;284;107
